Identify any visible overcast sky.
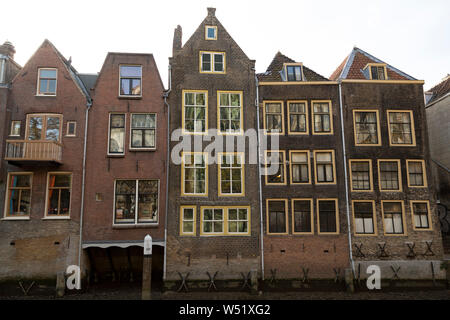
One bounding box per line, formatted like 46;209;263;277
2;0;449;90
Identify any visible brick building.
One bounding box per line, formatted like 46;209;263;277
82;52;167;283
0;40;91;280
165;8;262;284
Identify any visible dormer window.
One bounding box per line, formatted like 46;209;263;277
37;68;57;95
200;51;225;73
119;65;142;97
283;63;303;81
365;63;387;80
205;26;217;40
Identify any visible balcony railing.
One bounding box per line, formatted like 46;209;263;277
5;140;62;163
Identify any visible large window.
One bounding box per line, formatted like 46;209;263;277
182;152;207;196
218;153;244;196
180;206;196;236
353;201;376;235
312;101;333;134
317;199;339;234
382;201;405;235
200;206;250;236
406;160;427;188
119;65;142;96
26;114;62;142
108;114;125;154
292;199;313;234
265;151;286;185
114;179;159;224
353;110;380;146
263;101;284;134
46;173;71;217
183;90;207;134
267;199;288;234
288;101;308;134
314;150;336;184
130;114;156;149
349;160;372;191
289;151;310;184
4;173;32;218
200;51;225;73
37;68;57;95
218;91;242;134
387;110;415;146
378;160;401;191
411;201;431;231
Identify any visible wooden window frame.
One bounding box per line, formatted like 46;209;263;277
349;159;373;192
410;200;432;231
205;25;217;40
406;159;427;188
25;113;63;142
199;51;226;74
182;90;208;135
287;100;309;135
291;198;314;235
107;113;126;156
352;200;377;236
118;64;142;98
263;101;285;135
264;150;287;186
352;109;381;146
181;152;208;197
218;152;245;197
36;68;57;96
313;150;337;185
10;120;21;137
311;100;333;135
266;199;289;235
199;206;251;236
129;113;157;150
377;159;402;192
289;150;311;185
317;198;339;235
283;63;304;82
44;172;72;219
364;63;388;80
387;110;416;147
66;121;77;137
3;172;33;220
381;200;407;236
217;90;243;135
180;205;197;236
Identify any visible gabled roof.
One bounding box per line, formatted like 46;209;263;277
257;51;329;82
426;75;450;106
78;73;98;92
329;47;416;81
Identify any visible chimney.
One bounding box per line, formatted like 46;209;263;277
207;7;216;17
172;25;182;56
0;41;15;59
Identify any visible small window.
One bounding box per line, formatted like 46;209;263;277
288;101;308;134
66;121;76;137
218;153;244;196
353;201;376;235
182;152;207;196
202;208;224;235
46;173;72;217
387;110;415;146
263;101;284;134
292;199;313;234
378;160;401;191
349;160;372;191
4;173;32;218
218;91;242;134
317;199;339;234
312;101;333;134
367;64;387;80
290;151;310;184
411;201;431;231
227;208;249;234
180;206;196;236
119;65;142;96
406;160;427;187
382;201;405;235
200;51;225;73
183;90;207;134
205;26;217;40
131;114;156;149
353;110;380;146
108;114;125;155
285;64;302;81
314;150;336;184
267;199;288;234
10;121;21;136
37;68;57;95
265;151;286;185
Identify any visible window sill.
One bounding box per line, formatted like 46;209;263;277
112;223;159;229
1;217;30;221
42;216;71;220
107;154;125;158
129;148;156;152
118;95;142;100
35;94;56;97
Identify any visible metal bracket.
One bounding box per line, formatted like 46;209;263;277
377;242;389;258
207;271;218;292
354;243;365;258
301;267;309;283
390;266;401;280
269;269;277;284
333;268;341;283
424;240;435;256
177;272;189;292
406;242;416;258
241;272;251;290
18;280;35;296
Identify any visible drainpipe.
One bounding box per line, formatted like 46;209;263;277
78;99;92;276
162;64;172;280
255;75;265;280
338;80;355;275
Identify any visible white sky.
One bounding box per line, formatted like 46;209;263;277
2;0;449;90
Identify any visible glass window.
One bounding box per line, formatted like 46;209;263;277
219;154;243;195
184;91;206;133
268;200;287;234
109;114;125;154
131;114;156;149
291;152;309;183
47;173;71;216
313;102;332;134
228;208;248;234
266;151;285;184
200;52;225;73
219;92;241;134
286;65;302;81
383;202;404;234
120;65;142;96
354;202;375;234
315;151;335;183
412;202;430;229
293;200;312;233
202;208;223;234
379;161;400;191
206;26;217;40
288;102;307;133
265;102;283;133
38;68;57;95
388;111;414;145
183;153;207;195
66;121;76;136
354;111;379;145
10;121;21;136
181;207;195;235
407;161;425;187
371;66;386;80
27;114;62;142
350;161;371;191
318;200;338;233
5;173;32;217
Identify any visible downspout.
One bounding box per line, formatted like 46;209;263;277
255;75;265;280
78;98;92;275
338;80;355;275
162;64;172;280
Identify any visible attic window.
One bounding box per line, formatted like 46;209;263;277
365;64;387;80
37;68;57;95
284;63;303;81
205;26;217;40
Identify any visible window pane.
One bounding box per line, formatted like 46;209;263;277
138;180;158;223
28;117;43;140
120;66;142;77
40;69;57;78
115;180;136;223
46;117;60;141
